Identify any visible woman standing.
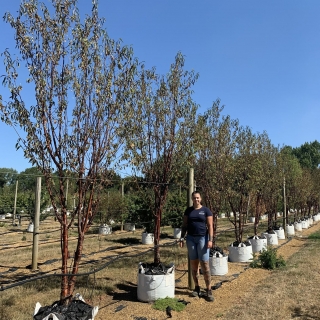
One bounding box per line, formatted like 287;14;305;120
180;191;214;302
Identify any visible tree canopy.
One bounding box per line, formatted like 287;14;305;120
0;0;138;301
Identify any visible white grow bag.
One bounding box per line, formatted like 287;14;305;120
173;228;181;239
261;232;278;245
142;232;154;244
34;295;99;320
209;252;228;275
124;223;136;231
294;222;302;231
286;224;295;236
228;242;253;262
248;236;267;253
98;224;112;235
274;227;285;240
27;222;34;233
301;220;309;229
137;263;175;302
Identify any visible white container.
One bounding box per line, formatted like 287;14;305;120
99;224;112;235
248;236;267;253
313;215;319;222
301;220;308;229
286;224;295;236
124;223;135;231
228;242;253;263
219;213;226;218
229;212;234;217
142;232;154;245
209;252;228;275
249;217;255;223
0;214;5;220
309;218;313;226
274;227;285;240
294;222;302;231
137;264;175;302
27;222;34;233
173;228;181;239
277;212;282;217
261;232;278;245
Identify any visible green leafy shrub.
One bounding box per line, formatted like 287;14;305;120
308;231;320;240
153;297;186;312
250;246;286;269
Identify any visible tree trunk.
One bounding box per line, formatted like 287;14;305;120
254;194;261;235
60;211;69;301
68;231;84;296
153;207;161;265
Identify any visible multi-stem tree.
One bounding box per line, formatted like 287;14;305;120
277;147;303;222
195;99;239;244
295;169;311;217
308;168;320;213
124;52;198;264
249;133;278;232
0;0;138;302
226;126;260;243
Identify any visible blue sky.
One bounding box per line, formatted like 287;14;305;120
1;0;320;173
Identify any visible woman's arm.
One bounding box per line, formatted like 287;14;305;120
206;215;214;248
181;215;188;239
179;215;188;248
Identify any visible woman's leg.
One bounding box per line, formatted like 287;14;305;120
199;260;211;289
186;235;200;293
197;236;211;290
190;259;200;286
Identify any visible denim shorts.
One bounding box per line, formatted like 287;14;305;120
186;234;209;262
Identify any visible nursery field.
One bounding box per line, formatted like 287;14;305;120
0;215;319;320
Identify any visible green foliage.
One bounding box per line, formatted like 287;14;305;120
21;235;26;241
126;189;154;232
24;191;50;222
308;231;320;240
0;168;18;188
291;140;320;169
152;297;186;312
250;246;286;269
96;189;127;224
162;191;185;228
18;167;42;191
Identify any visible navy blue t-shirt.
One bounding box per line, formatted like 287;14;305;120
184;206;213;236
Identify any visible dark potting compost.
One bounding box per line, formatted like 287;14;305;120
34;299;96;320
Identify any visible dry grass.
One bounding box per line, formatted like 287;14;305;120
221;233;320;319
0;215;318;320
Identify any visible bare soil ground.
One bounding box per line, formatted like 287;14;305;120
1;216;319;320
